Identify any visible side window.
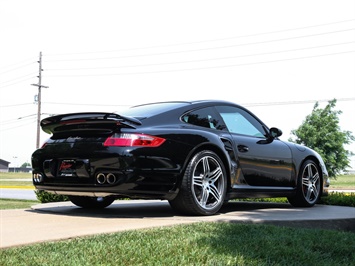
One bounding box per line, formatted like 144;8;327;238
182;107;223;130
215;106;266;138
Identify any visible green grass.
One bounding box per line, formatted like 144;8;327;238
0;223;354;265
330;174;355;189
0;172;32;179
0;172;33;188
0;198;39;209
1;173;354;264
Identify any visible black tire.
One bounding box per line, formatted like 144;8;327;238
68;195;115;209
288;160;322;207
169;150;227;215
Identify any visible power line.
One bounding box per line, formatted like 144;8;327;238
44;19;355;57
0;72;37;85
243;98;355;107
1;115;37;125
0;62;36;75
43;102;131;107
47;41;355;72
1;113;52;125
46;50;355;77
0;120;36;132
36;97;355;109
0;103;33;108
44;28;355;63
0;57;37;71
0;77;36;89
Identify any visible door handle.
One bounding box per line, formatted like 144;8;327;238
237;145;249;152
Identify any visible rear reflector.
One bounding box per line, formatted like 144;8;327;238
104;133;165;147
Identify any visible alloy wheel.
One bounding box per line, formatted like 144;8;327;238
191;155;225;210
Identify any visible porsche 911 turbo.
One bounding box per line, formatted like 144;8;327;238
31;100;329;215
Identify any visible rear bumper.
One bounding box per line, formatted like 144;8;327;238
32;144;184;199
34;184;178;200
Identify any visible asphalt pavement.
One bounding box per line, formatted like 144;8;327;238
0;188;37;200
1;200;354;249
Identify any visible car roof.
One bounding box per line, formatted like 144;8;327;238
120;100;238;118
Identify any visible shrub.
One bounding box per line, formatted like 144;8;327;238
320;192;355;207
233;197;289;203
35;190;69;203
233;193;355;207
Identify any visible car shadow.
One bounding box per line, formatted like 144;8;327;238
27;200;293;220
220;201;292;213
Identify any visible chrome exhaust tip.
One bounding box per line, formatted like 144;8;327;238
107;173;116;184
33;173;43;183
96;173;106;184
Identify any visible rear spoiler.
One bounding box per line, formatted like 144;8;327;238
41;112;142;134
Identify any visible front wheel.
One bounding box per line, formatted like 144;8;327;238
68;196;115;209
169;150;227;215
288;160;322;207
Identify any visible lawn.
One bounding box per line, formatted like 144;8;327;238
330;174;355;189
1;223;354;265
0;172;31;179
1;174;354;265
0;172;33;188
0;198;38;209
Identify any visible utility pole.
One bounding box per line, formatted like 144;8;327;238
32;52;48;149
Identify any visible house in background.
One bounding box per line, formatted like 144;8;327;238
0;159;10;172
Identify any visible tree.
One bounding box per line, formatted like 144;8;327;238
289;99;354;177
21;162;31;168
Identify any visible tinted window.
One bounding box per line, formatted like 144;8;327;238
215;106;266;137
182;107;223;130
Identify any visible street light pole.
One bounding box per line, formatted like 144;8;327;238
31;52;48;149
12;156;17;173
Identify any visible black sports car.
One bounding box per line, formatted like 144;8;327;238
32;100;329;215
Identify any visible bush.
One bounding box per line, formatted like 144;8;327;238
233;193;355;207
233;197;289;203
320;192;355;207
35;190;69;203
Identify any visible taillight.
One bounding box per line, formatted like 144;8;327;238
104;133;166;147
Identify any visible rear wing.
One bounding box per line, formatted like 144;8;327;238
41;112;142;134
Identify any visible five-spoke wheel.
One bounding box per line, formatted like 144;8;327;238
169;150;227;215
288;160;322;207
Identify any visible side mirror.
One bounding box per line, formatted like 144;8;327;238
269;127;282;138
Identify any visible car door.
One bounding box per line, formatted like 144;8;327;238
215;105;294;187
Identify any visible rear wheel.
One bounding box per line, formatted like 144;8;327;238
169;150;227;215
288;160;322;207
68;196;115;209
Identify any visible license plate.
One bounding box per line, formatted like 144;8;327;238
58;159;77;177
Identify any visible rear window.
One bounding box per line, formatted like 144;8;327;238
120;102;189;118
